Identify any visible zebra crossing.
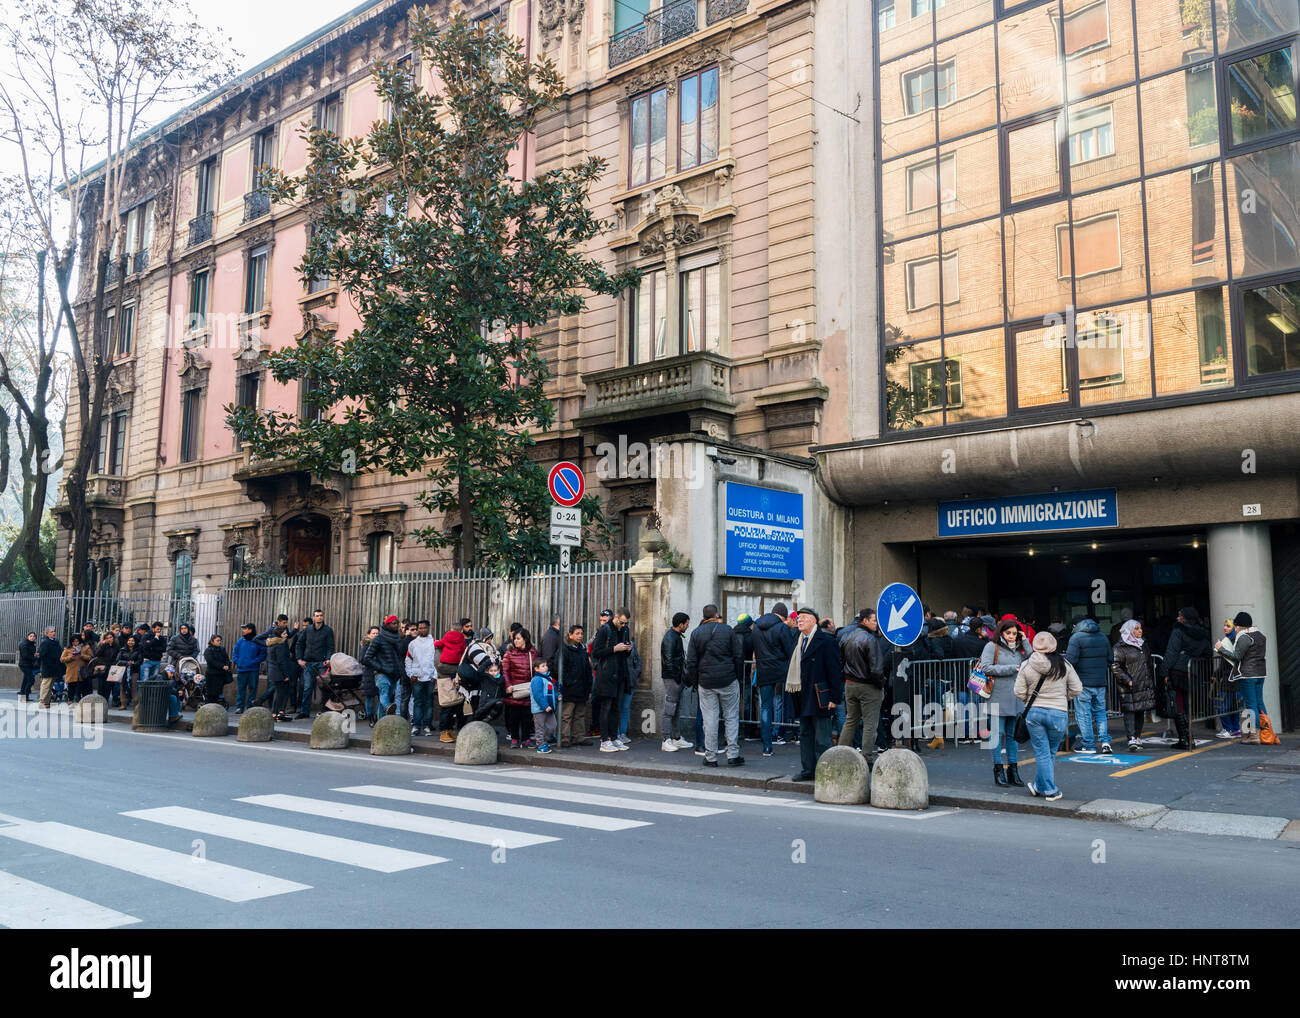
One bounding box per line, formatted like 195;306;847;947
0;769;779;928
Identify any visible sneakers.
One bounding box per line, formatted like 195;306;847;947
672;737;693;749
614;740;630;751
1076;746;1097;755
762;749;774;757
693;747;707;756
1127;738;1139;749
1133;738;1144;748
1099;743;1113;755
1216;729;1238;739
1027;781;1038;797
599;740;619;753
1045;790;1063;802
536;743;553;754
703;758;719;767
509;738;520;749
773;737;787;746
661;739;679;752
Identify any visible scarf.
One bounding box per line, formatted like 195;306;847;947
1120;619;1143;648
785;632;806;692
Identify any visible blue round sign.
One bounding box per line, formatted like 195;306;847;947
877;582;924;647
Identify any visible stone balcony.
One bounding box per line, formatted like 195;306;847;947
576;350;736;439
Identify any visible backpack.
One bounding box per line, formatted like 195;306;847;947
627;642;643;684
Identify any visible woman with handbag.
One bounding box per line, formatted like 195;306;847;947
978;618;1031;787
113;633;144;710
60;637;92;703
1112;619;1157;749
1014;631;1082;801
501;628;539;748
90;633;117;700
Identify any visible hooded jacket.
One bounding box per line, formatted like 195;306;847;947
751;612;797;686
1014;652;1083;713
1112;640;1157;713
362;625;406;681
261;633;295;684
684;620;743;691
165;629;199;662
732;618;755;682
435;629;468;666
231;634;268;673
590;621;631;698
1064;619;1112;688
1159;621;1212;688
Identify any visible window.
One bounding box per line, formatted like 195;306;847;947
1191;164;1217;263
196;158;218;216
252;129;275;189
230;545;250;584
108;411;127;476
99;309;114;360
906;154;957;212
300;374;324;424
1185;64;1218;148
245;246;268;315
679;67;720;171
234;372;260;451
116;304;135;357
680;259;721;353
1069;105;1115;164
317;92;341;135
903;60;956;115
629;267;668;363
307;224;333;294
878;0;896;32
188;269;210;331
97;559;117;600
173;551;193;600
1226;44;1298;148
367;532;396;574
387;55;413;123
911;0;945;14
1058;212;1121;277
908;357;962;412
905;253;960;310
95;412;110;474
1063;0;1109;57
622;509;651;560
1076;313;1125;386
1006;115;1063;205
629;86;668;187
123;200;154;261
1242;276;1300;376
615;0;648;34
179;389;201;463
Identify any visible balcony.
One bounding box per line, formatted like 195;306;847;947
243;189;271;223
576;350;736;438
131;249;149;274
609;0;747;67
188;210;214;247
705;0;747;23
104;258;121;286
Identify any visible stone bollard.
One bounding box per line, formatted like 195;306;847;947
371;715;413;756
454;720;498;765
237;706;275;743
191;703;230;737
869;748;929;810
75;694;107;725
814;745;871;804
310;711;351;750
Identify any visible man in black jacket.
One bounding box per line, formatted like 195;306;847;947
361;615;406;717
591;608;632;751
751;602;797;755
295;609;336;719
659;612;691;752
37;626;62;708
139;623;165;684
684;604;744;767
838;609;886;754
554;625;593;748
790;608;844;781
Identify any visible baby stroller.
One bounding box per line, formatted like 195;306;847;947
170;656;207;711
50;675;69;705
321;652;367;720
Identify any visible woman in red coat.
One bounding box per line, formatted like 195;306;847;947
500;628;538;748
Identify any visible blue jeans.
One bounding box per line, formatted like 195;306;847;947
1236;676;1267;732
988;713;1020;764
758;684;776;753
1026;706;1068;796
1074;685;1108;750
833;700;846;738
411;681;433;729
167;693;181;720
375;673;396;715
618;690;632;740
140;659;160;683
300;661;324;715
236;671;259;711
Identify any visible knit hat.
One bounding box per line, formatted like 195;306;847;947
1032;631;1057;653
1233;611;1253;628
383;614;399;625
737;613;752;624
772;602;788;617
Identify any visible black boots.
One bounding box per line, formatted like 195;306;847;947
993;764;1008;786
1172;713;1191;750
1006;764;1025;787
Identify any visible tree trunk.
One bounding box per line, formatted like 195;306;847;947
456;467;476;568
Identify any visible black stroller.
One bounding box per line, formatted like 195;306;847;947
321;652;367;720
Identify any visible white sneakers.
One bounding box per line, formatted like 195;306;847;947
661;738;678;752
599;740;619;753
614;738;630;751
672;737;693;749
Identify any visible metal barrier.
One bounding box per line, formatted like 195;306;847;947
1185;656;1239;727
0;591;201;661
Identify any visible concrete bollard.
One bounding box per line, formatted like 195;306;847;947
310;711;351;750
869;748;929;810
814;745;871;804
454;720;498;765
75;694;107;725
371;715;413;755
237;706;275;742
192;703;230;737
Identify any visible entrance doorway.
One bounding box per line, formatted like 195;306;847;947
284;515;331;576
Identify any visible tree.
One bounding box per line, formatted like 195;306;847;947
0;0;236;592
229;10;630;571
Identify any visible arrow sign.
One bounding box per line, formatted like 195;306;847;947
887;593;917;632
559;547;571;572
877;582;924;647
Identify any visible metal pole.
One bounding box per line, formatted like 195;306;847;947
556;558;564;750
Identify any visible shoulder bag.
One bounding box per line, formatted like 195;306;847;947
1013;669;1049;744
107;665;126;683
968;643;995;700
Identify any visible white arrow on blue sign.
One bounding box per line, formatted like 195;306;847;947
877;582;924;647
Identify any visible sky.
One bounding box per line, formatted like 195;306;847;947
207;0;379;83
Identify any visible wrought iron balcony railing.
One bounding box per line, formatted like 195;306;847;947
243;189;271;222
609;0;700;68
131;249;149;274
705;0;747;23
104;258;121;285
188;210;214;247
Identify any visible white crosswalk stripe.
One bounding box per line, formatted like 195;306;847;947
237;794;560;848
418;777;729;817
334;785;653;831
0;869;140;929
123;806;449;872
0;821;309;902
497;770;801;805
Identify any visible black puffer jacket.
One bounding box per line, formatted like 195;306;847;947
1112;641;1157;712
1159;621;1212;690
362;625;405;681
18;638;38;670
262;634;295;685
660;628;685;682
165;630;199;661
684;620;742;691
553;640;592;701
751;612;796;686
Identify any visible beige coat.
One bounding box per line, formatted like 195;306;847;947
1014;653;1082;713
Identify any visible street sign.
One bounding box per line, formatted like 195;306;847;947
550;505;582;528
878;582;924;647
548;462;585;507
549;525;581;547
559;547;571;572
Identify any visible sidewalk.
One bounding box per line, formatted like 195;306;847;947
27;693;1299;840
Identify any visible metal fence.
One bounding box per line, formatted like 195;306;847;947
0;591;205;661
1185;656;1239;727
218;561;633;657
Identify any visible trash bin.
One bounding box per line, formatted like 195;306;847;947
136;679;171;731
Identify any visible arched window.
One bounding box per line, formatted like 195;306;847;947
173;550;193;599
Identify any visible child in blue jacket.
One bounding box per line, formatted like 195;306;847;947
530;660;557;754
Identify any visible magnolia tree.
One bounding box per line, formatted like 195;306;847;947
228;10;631;571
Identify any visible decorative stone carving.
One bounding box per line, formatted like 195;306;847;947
357;509;407;547
619;46;726;97
222;522;261;560
639;221;702;255
176;348;212;386
165;529;200;563
539;0;584;45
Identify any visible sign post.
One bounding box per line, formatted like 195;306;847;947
548;462;586;747
877;582;925;752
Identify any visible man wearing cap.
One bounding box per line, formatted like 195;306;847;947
362;615;407;717
230;622;268;714
789;607;843;781
1216;611;1270;744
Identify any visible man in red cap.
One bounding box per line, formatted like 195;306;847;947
361;615;407;717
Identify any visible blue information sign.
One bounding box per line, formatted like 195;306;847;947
938;488;1118;538
723;483;804;581
878;582;924;647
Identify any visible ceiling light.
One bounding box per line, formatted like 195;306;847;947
1091;542;1098;550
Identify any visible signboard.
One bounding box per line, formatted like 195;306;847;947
878;582;924;647
722;482;804;581
938;488;1118;538
550;506;581;528
549;525;581;547
548;462;585;507
559;547;571;572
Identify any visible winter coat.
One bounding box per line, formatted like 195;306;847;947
18;638;38;670
552;640;592;700
590;621;631;698
840;624;886;687
751;612;797;686
949;629;985;661
231;635;268;673
684;621;743;691
204;644;232;683
435;629;468;666
406;635;438;681
1218;628;1267;678
733;619;755;683
88;641;116;680
791;627;845;719
61;645;92;684
140;633;165;661
360;626;406;682
1014;653;1083;713
1159;621;1212;690
979;636;1031;720
529;672;556;714
165;631;199;661
261;634;295;685
358;637;378;699
1064;619;1112;688
660;628;686;682
115;645;143;678
38;636;63;677
297;623;335;662
501;646;539;704
1112;642;1157;713
538;627;562;667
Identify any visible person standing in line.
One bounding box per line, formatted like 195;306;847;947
89;632;118;700
659;612;693;752
553;625;593;748
1216;612;1272;745
61;636;92;703
1210;617;1242;738
979;618;1030;787
591;608;633;753
1064;616;1113;754
837;609;887;758
732;612;756;738
434;617;472;739
295;609;335;720
502;627;540;748
358;624;381;722
37;627;62;709
539;615;563;671
788;608;842;782
18;631;38;702
113;633;143;711
140;622;165;683
587;610;612;739
1015;631;1082;802
684;604;744;767
530;657;557;753
751;602;797;755
230;623;268;714
406;620;438;737
1112;619;1157;750
203;634;232;705
361;615;406;719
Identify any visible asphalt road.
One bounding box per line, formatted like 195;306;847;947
1;720;1297;929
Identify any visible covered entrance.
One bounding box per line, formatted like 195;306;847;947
284;515;331;577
